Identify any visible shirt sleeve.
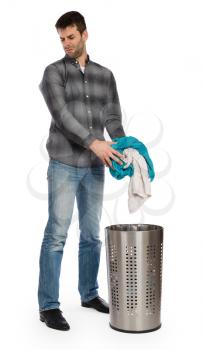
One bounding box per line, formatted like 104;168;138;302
39;64;97;149
104;71;126;139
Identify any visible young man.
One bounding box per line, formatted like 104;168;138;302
38;11;126;331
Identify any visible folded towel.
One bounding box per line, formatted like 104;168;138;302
123;148;151;212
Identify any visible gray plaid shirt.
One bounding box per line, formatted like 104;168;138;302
39;53;126;167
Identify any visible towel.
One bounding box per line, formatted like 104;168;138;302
109;136;155;181
123;148;151;212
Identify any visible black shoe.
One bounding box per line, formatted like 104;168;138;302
81;296;109;313
40;308;70;331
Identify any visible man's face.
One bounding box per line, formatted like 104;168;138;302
57;24;88;59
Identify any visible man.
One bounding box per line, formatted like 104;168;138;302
38;11;126;331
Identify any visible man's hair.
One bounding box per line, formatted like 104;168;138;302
55;11;86;35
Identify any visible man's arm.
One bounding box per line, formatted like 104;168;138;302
104;71;126;139
39;64;97;148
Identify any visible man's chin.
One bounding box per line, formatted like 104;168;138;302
65;49;80;60
66;50;74;56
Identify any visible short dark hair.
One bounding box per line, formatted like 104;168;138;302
55;11;86;35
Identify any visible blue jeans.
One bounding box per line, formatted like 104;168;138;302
38;159;105;311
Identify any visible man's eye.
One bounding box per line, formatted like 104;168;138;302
61;37;74;41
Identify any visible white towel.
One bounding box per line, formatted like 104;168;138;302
123;148;151;213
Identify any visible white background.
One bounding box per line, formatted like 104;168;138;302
1;0;203;349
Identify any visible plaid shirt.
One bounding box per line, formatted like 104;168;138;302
39;53;126;167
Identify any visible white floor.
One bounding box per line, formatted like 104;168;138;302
3;300;202;350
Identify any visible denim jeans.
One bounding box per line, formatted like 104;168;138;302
38;159;105;311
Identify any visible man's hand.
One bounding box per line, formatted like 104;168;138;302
89;139;125;169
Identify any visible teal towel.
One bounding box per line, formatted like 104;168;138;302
109;136;155;181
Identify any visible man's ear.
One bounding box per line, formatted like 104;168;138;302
82;29;88;41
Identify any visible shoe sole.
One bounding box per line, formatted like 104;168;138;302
40;316;70;331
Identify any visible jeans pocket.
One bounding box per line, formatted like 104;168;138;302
90;166;105;176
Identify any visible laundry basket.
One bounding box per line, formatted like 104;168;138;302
105;224;163;333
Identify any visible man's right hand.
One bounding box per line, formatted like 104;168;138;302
89;139;125;169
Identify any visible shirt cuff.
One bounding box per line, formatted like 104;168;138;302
83;134;97;149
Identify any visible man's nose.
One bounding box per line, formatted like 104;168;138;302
63;39;70;46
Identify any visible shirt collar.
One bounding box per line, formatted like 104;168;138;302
64;53;90;66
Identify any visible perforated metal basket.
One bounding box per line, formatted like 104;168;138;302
105;224;163;333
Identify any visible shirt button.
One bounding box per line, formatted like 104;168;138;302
89;126;93;129
88;110;91;113
84;80;87;83
86;95;89;98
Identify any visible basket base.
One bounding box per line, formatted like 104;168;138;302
109;323;162;333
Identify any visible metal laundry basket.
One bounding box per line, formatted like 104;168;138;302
105;224;163;333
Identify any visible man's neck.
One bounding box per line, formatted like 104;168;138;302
77;50;88;67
